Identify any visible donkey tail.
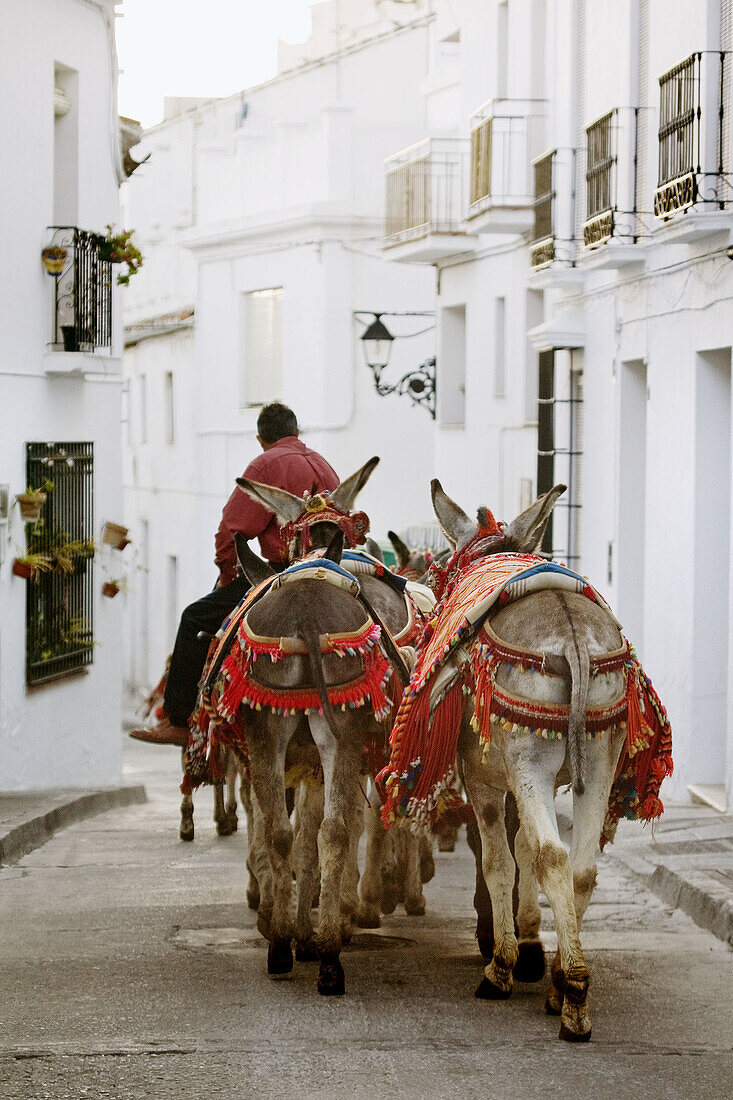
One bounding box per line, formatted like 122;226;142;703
562;636;590;796
297;614;342;741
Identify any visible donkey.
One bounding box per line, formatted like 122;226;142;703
231;458;419;994
430;480;627;1042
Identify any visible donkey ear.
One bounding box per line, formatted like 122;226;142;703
330;456;380;513
236;477;303;524
430;479;477;550
323;528;345;564
505;484;566;553
387;530;410;569
234;533;276;587
365;536;384;563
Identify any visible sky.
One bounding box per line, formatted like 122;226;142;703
117;0;315;128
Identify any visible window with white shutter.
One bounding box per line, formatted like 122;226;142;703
242;288;283;408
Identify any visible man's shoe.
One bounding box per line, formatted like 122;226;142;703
129;716;190;747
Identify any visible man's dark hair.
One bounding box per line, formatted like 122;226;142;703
257;402;299;444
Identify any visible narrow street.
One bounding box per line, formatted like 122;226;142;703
1;740;731;1100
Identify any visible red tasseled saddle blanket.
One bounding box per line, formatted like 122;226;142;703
377;554;673;844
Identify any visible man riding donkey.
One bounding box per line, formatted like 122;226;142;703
130;403;339;746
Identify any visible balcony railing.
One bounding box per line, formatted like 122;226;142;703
654;51;727;218
384;139;468;248
530;150;556;268
584;110;616;247
47;227;112;352
468;99;545;216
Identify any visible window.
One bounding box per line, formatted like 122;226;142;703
164;371;174;444
536;351;583;565
494;297;506;397
25;442;94;685
530;151;555;268
139;375;147;443
242;288;283;407
439;304;466;426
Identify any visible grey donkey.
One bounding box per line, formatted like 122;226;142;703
431;480;627;1042
233;457;416;994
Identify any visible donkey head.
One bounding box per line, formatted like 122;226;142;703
236;455;379;561
388;530;434;580
430;479;566;556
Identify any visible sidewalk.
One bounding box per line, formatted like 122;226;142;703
0;780;146;866
606;803;733;948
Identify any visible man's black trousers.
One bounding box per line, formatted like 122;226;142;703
163;575;250;726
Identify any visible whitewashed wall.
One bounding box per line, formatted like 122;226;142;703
0;0;124;790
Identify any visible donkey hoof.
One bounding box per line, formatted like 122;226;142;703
475;977;511;1000
267;940;293;977
226;810;238;832
295;938;319;963
545;997;562;1016
318;954;345;996
380;886;398;916
246;884;260;911
559;1021;592;1043
179;823;194;842
404;897;426;917
216;821;232;837
354;906;381;929
514;941;546;983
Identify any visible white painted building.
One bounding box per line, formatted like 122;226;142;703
0;0;132;790
120;1;437;697
381;0;733;808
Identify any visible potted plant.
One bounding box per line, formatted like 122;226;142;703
12;551;53;580
102;521;130;549
102;579;121;598
48;535;96;575
15;481;53;522
41;245;68;276
97;226;143;287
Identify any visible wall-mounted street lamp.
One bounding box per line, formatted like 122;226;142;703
358;312;436;419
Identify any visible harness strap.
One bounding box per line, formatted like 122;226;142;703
355;588;411;687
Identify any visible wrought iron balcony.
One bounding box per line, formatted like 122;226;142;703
654;51;728;220
383;139;473;261
47;227;113;352
530;150;556;269
467;99;546;233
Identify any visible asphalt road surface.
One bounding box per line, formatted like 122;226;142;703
1;743;731;1099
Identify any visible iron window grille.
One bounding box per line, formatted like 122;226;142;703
530;151;556;268
654;52;728;217
25;442;94;686
537;351;583;566
47;227;113;352
584;111;616;246
384;139;468;247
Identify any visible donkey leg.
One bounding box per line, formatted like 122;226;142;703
419;833;436;882
294;781;324;961
309;714;363;996
470;787;518;1000
247;717;297;977
356;799;384;927
180;749;195;841
214;782;232;836
250;794;272;928
402;829;426;916
507;740;590;1041
513;824;545;983
466;819;494;959
240;774;260;911
340;792;364;942
225;752;239;833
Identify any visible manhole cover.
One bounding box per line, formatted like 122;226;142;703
172;927;415;957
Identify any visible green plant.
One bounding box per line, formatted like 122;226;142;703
97;225;143;286
19;479;54;500
47;534;96;575
12;550;53;580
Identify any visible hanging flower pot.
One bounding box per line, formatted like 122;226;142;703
16;491;47;522
13;553;53;581
41;246;68;276
102;521;129;549
102;581;120;598
61;325;77;352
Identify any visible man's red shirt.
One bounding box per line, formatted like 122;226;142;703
214;436;339;584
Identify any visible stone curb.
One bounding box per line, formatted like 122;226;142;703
0;785;147;866
648;864;733;948
607;848;733;949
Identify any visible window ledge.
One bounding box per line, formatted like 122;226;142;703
651;207;733;245
44;352;122;378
